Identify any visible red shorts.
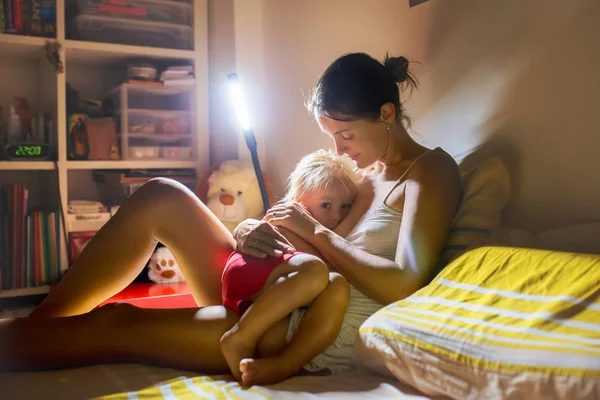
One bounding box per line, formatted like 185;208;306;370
221;251;297;314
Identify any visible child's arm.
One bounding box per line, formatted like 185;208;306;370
333;174;374;238
278;227;324;259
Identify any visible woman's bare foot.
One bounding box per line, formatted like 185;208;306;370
219;327;256;381
240;357;297;386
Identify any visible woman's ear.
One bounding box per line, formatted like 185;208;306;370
380;103;396;124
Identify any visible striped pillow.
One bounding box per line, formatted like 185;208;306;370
439;157;510;267
356;246;600;399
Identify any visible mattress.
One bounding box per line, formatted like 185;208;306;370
0;363;434;400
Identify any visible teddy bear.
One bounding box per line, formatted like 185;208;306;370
199;159;274;232
205;160;264;231
147;160;275;284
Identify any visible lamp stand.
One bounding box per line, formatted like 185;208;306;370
243;129;270;215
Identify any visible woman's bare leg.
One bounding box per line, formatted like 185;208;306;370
220;254;329;381
31;178;235;318
240;272;350;386
1;303;238;373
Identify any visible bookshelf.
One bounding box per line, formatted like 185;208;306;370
0;0;209;299
0;286;50;299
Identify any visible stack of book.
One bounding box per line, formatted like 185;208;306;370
0;185;61;290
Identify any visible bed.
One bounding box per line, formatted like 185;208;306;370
2;245;598;400
3;157;599;399
0;364;434;400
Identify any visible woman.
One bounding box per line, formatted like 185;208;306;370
0;53;462;374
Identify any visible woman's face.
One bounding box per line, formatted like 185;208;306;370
318;115;389;169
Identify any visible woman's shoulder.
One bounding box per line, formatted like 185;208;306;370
408;147;462;191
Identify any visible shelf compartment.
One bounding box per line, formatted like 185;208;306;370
106;82;195;97
64;39;196;65
0;34;50;60
66;160;198;169
0;162;56;170
0;285;51;299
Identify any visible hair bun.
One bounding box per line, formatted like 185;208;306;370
383;55;410;83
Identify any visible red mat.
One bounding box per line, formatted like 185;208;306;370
99;282;198;309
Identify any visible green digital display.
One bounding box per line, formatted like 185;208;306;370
4;143;51;160
14;145;42;156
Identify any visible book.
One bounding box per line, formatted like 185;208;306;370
4;0;15;34
0;1;5;32
28;0;44;36
0;186;28;289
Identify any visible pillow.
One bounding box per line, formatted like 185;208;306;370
356;246;600;399
439;157;510;267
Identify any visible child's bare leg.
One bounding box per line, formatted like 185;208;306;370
241;272;350;386
220;254;329;381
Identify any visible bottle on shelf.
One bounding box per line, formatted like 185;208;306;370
67;114;90;160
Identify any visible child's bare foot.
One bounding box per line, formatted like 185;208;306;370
240;357;297;386
220;327;256;381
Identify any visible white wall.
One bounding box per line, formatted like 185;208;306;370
259;0;433;198
410;0;600;231
247;0;600;232
207;0;239;165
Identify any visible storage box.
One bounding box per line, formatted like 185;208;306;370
128;110;190;135
160;146;191;160
128;146;160;159
77;0;192;26
73;14;192;49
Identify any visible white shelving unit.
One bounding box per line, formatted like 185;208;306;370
0;0;209;299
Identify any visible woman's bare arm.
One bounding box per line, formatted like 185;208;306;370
305;154;461;305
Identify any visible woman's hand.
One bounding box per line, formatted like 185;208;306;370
233;219;295;259
265;203;322;242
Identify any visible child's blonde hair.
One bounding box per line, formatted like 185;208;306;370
281;149;358;203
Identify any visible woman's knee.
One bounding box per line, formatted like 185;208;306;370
120;178;204;227
135;178;197;208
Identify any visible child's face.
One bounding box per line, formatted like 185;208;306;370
300;181;354;230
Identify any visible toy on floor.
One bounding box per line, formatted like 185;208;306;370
195;160;276;232
148;247;185;284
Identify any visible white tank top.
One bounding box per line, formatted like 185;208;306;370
344;148;443;317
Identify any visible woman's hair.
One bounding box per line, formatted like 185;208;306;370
306;52;418;126
281;150;358;204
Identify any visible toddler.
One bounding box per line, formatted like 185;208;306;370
220;150;364;386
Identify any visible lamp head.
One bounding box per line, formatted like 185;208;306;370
227;73;252;132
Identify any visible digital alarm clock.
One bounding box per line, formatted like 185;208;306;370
4;143;51;161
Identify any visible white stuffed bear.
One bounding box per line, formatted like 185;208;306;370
205;160;264;232
148;247;185;283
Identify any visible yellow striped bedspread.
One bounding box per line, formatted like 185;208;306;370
357;246;600;399
0;365;428;399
